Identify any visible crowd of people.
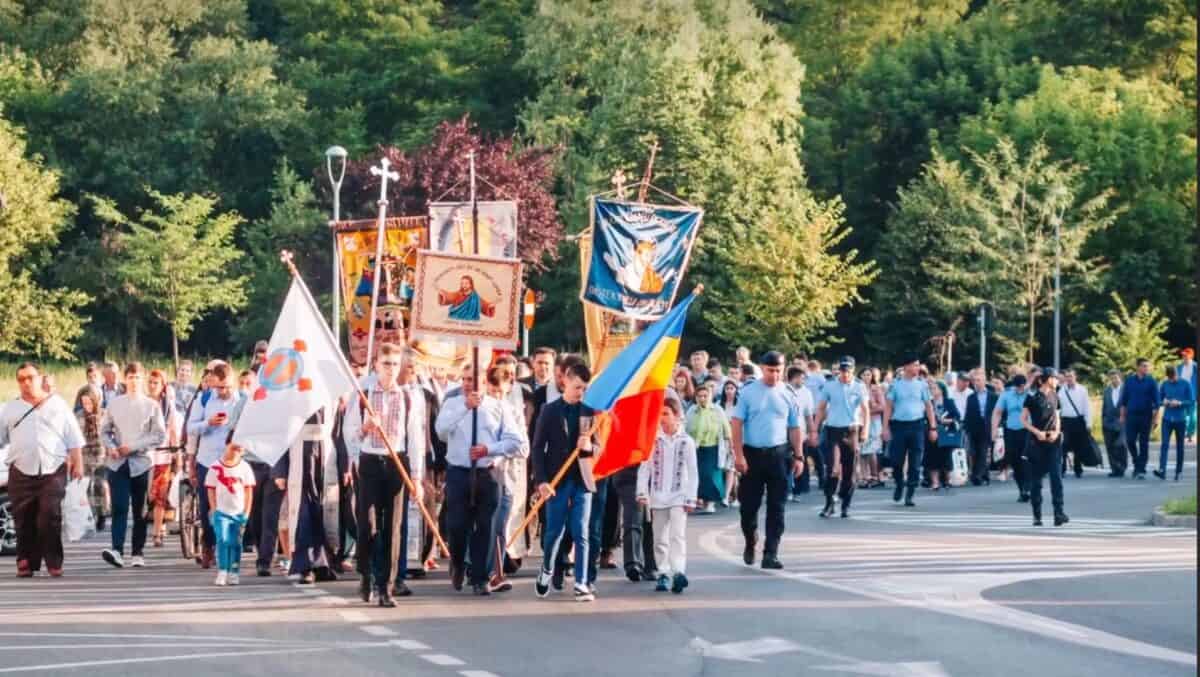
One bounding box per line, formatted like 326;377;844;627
2;342;1195;606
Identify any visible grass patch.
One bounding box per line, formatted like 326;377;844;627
0;357;246;401
1162;495;1197;516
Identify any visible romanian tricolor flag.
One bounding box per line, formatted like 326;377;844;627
583;292;698;479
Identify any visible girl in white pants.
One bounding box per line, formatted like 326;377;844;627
637;399;698;594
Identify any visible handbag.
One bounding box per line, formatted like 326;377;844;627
1061;389;1102;467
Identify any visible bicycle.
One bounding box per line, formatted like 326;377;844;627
177;452;203;562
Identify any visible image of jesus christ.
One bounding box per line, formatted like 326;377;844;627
437;275;496;322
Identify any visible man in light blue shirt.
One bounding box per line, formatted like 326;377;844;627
882;356;937;506
815;357;870;518
185;363;246;568
991;374;1031;502
731;351;803;570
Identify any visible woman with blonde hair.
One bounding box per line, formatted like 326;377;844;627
147;369;182;547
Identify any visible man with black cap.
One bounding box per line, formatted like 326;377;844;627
882;355;937;507
731;351;804;569
815;357;870;518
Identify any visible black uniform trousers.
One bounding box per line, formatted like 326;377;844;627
612;465;655;575
739;444;790;556
823;427;860;507
1026;441;1064;517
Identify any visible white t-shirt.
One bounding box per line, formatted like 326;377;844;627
204;458;256;516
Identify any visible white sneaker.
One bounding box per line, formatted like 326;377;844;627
214;571;228;586
228;572;240;586
729;500;740;508
278;558;291;572
130;556;145;568
101;549;124;568
573;585;595;602
703;504;717;514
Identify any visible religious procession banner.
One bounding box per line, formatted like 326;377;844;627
579;229;637;372
430;201;519;259
333;216;428;366
410;251;524;350
582;197;703;320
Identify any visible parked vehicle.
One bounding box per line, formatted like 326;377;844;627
0;454;14;555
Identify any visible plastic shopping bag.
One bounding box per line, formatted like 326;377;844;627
63;477;95;542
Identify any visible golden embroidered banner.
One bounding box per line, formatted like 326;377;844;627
579;228;637;373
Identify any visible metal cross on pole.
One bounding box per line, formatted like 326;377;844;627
365;156;399;365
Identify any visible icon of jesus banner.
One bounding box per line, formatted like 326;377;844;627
410;250;523;349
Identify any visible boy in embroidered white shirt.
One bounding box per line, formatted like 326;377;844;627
637;398;698;594
205;443;256;586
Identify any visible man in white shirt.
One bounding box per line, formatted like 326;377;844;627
186;363;246;569
735;346;763;380
100;362;166;569
342;344;426;606
1058;369;1092;478
1;363;84;577
436;363;524;596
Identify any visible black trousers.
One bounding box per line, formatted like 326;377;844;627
355;454;402;591
968;430;991;483
1060;417;1090;475
795;441;825;493
244;461;271;550
338;469;358;566
601;476;621;553
445;466;499;586
823;427;860;506
9;465;67;571
1002;428;1029;497
739;444;790;556
612;465;655;574
1027;441;1064;516
256;476;285;569
1102;426;1127;476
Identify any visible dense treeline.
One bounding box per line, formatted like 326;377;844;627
0;0;1194;369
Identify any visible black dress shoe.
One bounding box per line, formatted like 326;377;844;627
1152;470;1165;480
760;555;783;570
1054;513;1069;527
393;582;413;597
1032;518;1043;526
451;564;465;592
893;484;904;502
625;566;643;583
1018;493;1030;503
377;592;397;608
819;499;834;518
472;583;491;596
1074;470;1083;478
742;537;756;565
551;565;565;591
358;575;372;602
256;565;271;577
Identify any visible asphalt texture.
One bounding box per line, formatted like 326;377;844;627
0;453;1194;676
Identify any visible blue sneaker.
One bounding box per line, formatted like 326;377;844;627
655;575;669;592
671;573;688;594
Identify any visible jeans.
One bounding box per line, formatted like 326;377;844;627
1159;419;1187;475
445;467;499;587
488;479;513;578
196;464;217;550
888;421;925;490
1125;412;1152;475
212;510;246;573
586;478;609;585
541;476;591;584
1027;442;1064;517
108;462;149;557
739;445;790;556
613;466;655;575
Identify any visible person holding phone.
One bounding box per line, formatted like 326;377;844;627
185;363;246;569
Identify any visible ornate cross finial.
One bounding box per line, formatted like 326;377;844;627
369;157;400;205
279;249;298;276
611;169;628;200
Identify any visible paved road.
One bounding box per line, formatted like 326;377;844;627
0;461;1194;676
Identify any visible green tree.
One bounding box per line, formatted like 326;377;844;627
955;65;1197;350
1079;294;1174;385
94;189;249;366
0;112;90;358
868;152;987;362
234;160;328;347
521;0;873;353
964;137;1117;364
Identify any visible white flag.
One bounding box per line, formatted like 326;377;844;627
232;276;357;465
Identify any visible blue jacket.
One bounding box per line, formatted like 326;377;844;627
1119;374;1159;416
1159;379;1195;423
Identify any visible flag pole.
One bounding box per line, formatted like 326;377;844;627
279;250;450;557
505;411;608;552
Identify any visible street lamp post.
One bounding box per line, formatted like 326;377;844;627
326;145;348;347
1052;213;1061;371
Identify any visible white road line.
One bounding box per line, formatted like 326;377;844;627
0;643;304;651
0;647;332;673
338;610;370;623
359;625;398;637
0;632;285;643
460;671;501;677
421;654;466;666
390;639;431;650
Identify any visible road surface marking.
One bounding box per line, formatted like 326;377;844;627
421;654;466;666
359;625;397;637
